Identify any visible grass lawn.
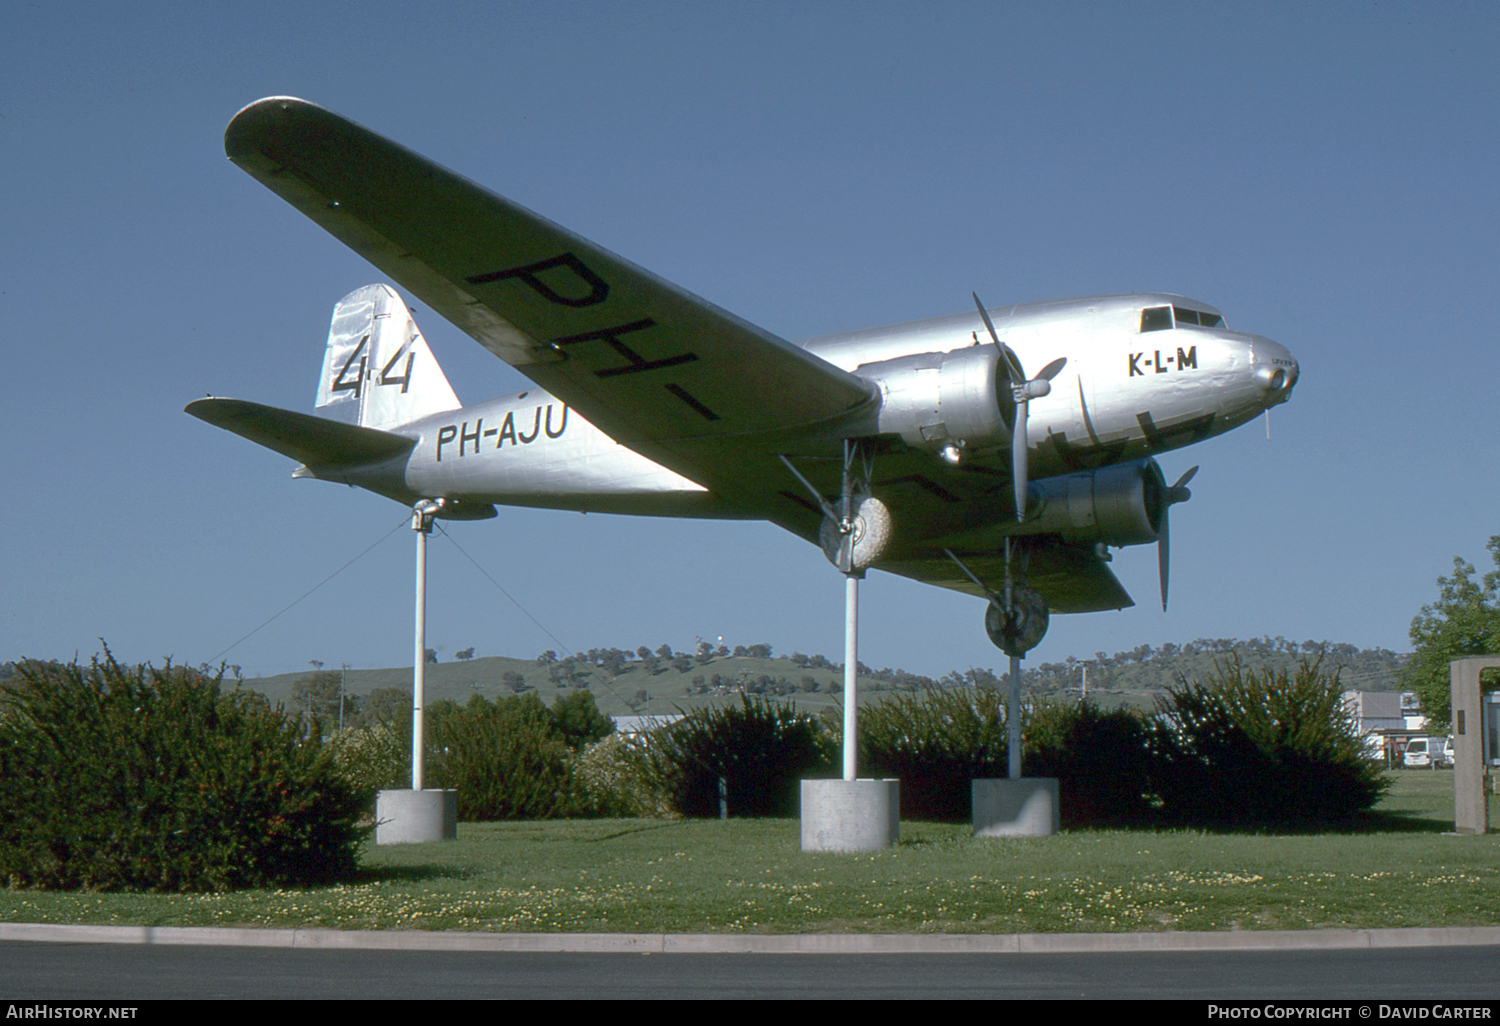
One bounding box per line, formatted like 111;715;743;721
3;771;1495;935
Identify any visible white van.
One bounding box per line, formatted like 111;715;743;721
1398;738;1434;768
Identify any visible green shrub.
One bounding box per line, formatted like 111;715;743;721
329;721;409;796
1148;658;1389;826
859;690;1151;824
0;654;367;891
330;690;616;821
644;697;836;817
424;694;596;820
575;733;674;817
859;688;1007;821
1024;698;1153;827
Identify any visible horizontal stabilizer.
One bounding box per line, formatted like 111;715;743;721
186;397;415;468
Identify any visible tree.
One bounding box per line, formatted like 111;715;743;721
549;690;613;751
292;670;344;725
358;686;409;727
455;647;475;661
1404;536;1500;721
502;671;531;694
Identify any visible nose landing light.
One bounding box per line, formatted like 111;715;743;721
1253;366;1286;392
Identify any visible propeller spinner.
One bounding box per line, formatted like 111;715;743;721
972;293;1066;521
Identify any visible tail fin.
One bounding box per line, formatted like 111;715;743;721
315;284;461;430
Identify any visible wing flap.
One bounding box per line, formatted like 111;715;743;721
881;540;1135;614
224;98;877;460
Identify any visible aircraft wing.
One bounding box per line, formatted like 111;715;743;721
881;541;1135;614
223;98;877;492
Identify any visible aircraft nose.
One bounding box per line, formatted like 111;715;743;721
1249;337;1298;405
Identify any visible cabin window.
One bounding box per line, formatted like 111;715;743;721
1173;305;1223;329
1140;306;1172;332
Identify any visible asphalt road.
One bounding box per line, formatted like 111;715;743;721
3;942;1498;1000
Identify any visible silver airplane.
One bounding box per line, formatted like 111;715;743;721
190;97;1299;652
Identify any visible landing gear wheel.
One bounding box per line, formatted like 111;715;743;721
818;494;892;572
985;585;1049;657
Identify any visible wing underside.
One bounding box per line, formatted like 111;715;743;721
881;541;1134;614
223;98;877;494
219;97;1134;614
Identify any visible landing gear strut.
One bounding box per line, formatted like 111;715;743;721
946;538;1059;836
780;441;891;779
946;538;1047;778
781;442;899;852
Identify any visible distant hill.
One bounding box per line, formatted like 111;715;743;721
1020;637;1408;706
225;637;1409;718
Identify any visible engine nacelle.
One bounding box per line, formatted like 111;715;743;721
1024;459;1168;547
855;345;1013;453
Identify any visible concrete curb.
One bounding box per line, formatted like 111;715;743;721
3;922;1499;954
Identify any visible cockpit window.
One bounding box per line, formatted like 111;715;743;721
1174;305;1223;329
1140;306;1172;332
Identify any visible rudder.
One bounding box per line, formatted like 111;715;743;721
315;284;461;429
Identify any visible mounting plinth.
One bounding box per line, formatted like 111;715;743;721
972;778;1058;838
375;788;457;845
800;779;900;852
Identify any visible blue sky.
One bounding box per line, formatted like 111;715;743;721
3;2;1497;680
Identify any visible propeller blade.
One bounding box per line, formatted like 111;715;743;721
972;292;1004;347
973;291;1060;523
1158;508;1170;612
973;293;1027;382
1035;356;1068;381
1012;398;1029;520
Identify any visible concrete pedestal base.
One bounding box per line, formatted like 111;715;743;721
972;778;1058;837
375;789;457;845
800;779;900;852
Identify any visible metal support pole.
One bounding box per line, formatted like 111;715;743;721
1008;654;1022;779
410;499;442;792
413;518;428;791
844;571;859;781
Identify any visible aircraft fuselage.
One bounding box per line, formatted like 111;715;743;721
328;290;1296;540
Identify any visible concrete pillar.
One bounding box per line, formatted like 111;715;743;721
375;789;457;844
972;778;1059;837
1450;657;1500;835
800;779;899;852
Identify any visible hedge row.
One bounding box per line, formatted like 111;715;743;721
0;655;366;891
630;659;1386;828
